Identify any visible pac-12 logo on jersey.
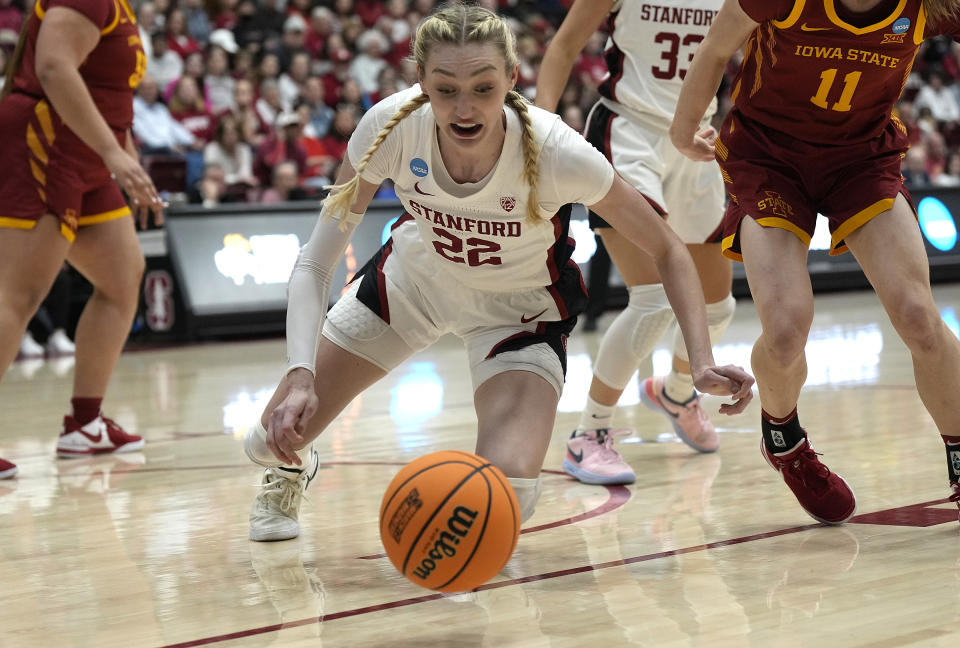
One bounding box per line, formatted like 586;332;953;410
499;196;516;212
410;157;429;177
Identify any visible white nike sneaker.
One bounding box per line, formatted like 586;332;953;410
57;414;144;458
250;447;319;542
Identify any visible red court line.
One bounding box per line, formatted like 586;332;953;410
357;483;631;560
156;522;820;648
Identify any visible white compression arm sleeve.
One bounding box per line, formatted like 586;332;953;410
285;207;362;375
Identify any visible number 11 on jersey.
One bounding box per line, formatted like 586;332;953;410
810;68;862;112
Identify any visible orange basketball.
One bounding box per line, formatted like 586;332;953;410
379;450;521;593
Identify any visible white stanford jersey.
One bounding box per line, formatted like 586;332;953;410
349;86;614;292
598;0;723;129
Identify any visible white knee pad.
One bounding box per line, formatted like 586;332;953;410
672;293;736;362
507;476;542;523
593;284;676;390
244;419;313;469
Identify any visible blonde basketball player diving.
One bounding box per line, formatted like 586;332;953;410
243;3;754;542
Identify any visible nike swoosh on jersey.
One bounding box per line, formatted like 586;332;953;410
414;181;433;196
800;23;831;31
520;308;548;323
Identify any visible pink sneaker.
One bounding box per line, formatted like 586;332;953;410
0;458;17;479
57;414;145;458
562;429;636;485
640;376;718;453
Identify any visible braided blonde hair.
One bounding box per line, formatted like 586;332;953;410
323;2;542;226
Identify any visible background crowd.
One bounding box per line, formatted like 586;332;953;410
2;0;960;201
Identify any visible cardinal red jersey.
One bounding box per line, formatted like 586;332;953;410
732;0;960;144
10;0;145;131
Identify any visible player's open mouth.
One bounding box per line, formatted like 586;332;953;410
451;122;482;137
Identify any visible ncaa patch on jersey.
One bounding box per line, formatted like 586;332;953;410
892;17;910;34
410;158;429;177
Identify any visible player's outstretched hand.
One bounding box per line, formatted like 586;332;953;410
266;371;319;466
693;365;754;415
671;126;716;162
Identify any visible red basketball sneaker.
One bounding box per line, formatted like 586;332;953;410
761;437;856;525
0;458;17;479
56;414;145;458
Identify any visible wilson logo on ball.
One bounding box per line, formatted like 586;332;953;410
411;505;478;580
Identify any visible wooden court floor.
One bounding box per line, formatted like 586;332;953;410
2;285;960;647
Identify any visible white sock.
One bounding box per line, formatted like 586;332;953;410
578;396;616;431
663;371;695;403
507;477;542;523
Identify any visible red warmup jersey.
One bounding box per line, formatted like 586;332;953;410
732;0;960;144
11;0;145;130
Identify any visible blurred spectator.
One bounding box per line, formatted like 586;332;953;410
306;6;335;59
320;106;357;173
226;78;269;146
133;75;195;154
371;66;401;105
167;51;210;106
254;111;308;185
287;0;310;20
188;162;230;207
383;0;412;62
902;147;931;188
0;46;8;92
259;160;306;203
231;48;255;82
561;104;584;132
184;0;212;45
355;0;384;28
204;115;257;187
273;14;308;71
168;76;214;187
205;32;238;113
137;2;158;59
338;77;364;113
212;0;238;30
295;101;335;187
935;152;960;187
167;8;201;58
914;71;960;124
257;52;281;84
147;30;183;91
279;51;310;108
350;29;389;94
398;58;418;89
301;76;335;138
0;0;21;44
256;78;285;128
321;39;353;107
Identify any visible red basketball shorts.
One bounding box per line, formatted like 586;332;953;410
714;109;912;261
0;93;130;242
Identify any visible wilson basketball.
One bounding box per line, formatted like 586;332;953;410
379;450;521;593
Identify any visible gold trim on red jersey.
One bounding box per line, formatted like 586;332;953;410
830;197;895;254
913;4;926;44
824;0;909;34
772;0;806;29
78;205;131;225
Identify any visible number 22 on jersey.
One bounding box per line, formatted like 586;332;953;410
810;68;862;112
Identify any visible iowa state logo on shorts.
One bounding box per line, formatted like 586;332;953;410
499;196;516;212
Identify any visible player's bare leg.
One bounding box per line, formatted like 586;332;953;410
57;216;145;457
0;215;70;380
846;194;960;517
475;370;558;522
740;216;855;524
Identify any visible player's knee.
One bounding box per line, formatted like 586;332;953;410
506;476;542;523
762;318;810;366
97;254;145;306
888;298;942;354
